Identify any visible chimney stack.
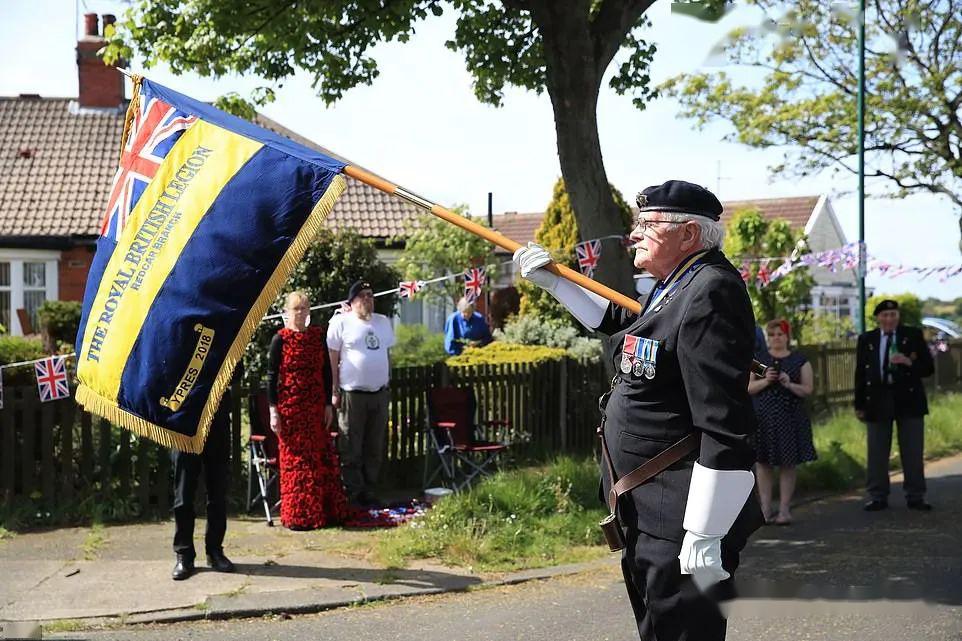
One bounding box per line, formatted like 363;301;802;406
76;12;125;109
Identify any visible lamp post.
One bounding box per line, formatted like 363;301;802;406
857;0;867;334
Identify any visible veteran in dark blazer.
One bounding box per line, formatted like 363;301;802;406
855;299;934;511
515;180;761;641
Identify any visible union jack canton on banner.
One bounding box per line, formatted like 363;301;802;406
35;356;70;403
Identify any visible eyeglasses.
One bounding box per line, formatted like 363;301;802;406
633;218;680;233
354;292;374;299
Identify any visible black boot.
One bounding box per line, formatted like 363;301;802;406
172;554;195;581
206;549;235;573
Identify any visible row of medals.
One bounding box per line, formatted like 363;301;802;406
621;354;656;380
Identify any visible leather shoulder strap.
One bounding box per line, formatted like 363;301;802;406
606;433;700;511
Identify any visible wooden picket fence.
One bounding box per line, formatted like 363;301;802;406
2;340;960;518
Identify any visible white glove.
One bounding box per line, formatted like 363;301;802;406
678;462;755;592
679;531;729;592
512;242;608;330
513;242;558;289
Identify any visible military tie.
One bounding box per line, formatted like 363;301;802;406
882;332;893;384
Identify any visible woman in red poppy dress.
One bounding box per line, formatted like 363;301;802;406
267;291;348;530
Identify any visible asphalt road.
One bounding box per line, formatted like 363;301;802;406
50;565;962;641
53;456;962;641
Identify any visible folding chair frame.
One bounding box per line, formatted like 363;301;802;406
247;435;281;526
423;387;509;492
246;390;281;526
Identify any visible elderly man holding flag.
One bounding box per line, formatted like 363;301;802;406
514;180;761;641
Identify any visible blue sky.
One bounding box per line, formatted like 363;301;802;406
2;0;959;300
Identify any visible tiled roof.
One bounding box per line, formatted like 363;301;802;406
0;96;122;238
0;96;420;241
490;212;547;248
722;196;821;231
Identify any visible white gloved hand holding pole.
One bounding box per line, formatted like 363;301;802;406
512;242;609;330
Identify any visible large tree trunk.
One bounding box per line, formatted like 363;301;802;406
531;2;637;298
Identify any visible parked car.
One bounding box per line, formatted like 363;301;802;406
922;317;961;355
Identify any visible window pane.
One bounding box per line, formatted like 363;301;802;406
23;262;46;288
24;289;46;331
0;290;9;332
0;262;9;287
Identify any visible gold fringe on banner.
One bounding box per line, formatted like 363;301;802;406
76;174;348;453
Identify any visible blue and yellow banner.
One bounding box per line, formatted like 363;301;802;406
75;77;347;453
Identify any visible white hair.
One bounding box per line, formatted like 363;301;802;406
457;296;474;312
657;212;725;250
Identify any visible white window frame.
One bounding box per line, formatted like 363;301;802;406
0;249;60;336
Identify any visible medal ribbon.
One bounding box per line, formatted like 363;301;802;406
643;250;709;315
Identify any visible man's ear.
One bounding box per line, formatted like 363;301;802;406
681;222;701;251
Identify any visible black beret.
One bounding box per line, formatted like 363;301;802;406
873;299;899;316
347;280;372;302
635;180;723;221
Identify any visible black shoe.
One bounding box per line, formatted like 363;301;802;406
172;554;195;581
907;500;933;511
206;550;236;573
863;499;888;512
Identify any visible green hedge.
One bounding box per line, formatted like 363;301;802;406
0;335;46;385
446;342;567;366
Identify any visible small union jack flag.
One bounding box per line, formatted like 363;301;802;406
463;267;486;303
738;261;752;283
756;261;772;287
100;88;198;240
398;280;426;299
35;356;69;403
575;239;602;278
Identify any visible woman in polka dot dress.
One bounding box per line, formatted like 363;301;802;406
748;319;816;525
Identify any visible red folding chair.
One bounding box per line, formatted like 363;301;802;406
247;390;281;526
424;386;510;491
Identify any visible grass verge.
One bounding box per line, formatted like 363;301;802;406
379;394;962;572
375;456;608;573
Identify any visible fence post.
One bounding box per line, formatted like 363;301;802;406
819;345;830;411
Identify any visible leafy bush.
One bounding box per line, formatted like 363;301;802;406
392;324;447;367
446;341;567;366
495;315;603;363
0;335;45;385
376;456;606;571
37;300;82;352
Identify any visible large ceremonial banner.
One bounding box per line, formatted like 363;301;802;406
76;77;346;453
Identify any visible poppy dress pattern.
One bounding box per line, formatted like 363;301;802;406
275;326;348;528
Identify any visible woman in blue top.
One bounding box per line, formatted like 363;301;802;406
444;297;493;355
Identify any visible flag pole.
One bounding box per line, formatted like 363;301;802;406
342;165;643;315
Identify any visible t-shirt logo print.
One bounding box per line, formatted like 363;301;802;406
365;331;381;350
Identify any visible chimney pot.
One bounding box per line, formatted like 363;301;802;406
84;12;98;37
103;14;116;28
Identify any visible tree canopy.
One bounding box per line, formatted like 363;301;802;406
661;0;962;248
104;0;730;298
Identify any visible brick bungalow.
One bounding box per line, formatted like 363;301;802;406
0;13;422;336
